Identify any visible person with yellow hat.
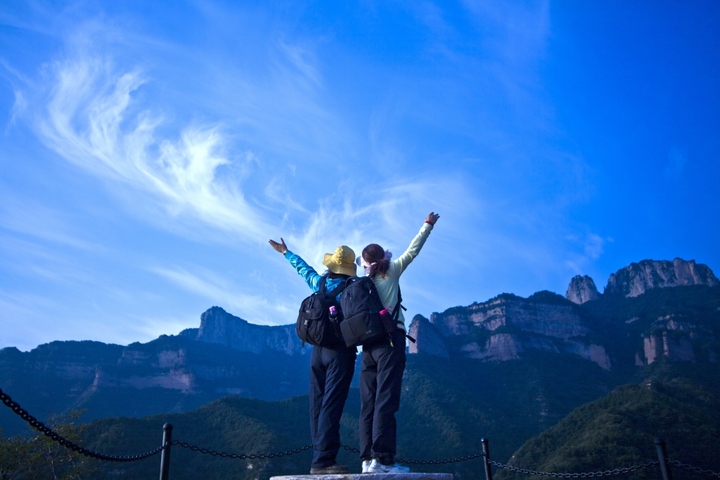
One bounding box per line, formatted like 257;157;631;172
268;238;357;475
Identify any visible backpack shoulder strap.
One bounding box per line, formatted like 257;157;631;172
318;275;328;295
322;276;346;300
391;286;405;320
391;286;416;343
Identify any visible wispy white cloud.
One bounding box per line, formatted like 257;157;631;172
0;186;100;252
564;232;611;276
461;0;550;68
126;313;201;341
0;290;80;351
26;51;276;243
277;40;324;90
148;264;293;324
459;0;552;130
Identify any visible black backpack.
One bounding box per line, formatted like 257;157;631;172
339;276;402;348
296;276;345;347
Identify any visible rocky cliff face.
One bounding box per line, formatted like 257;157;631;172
407;315;449;358
566;275;600;304
193;306;303;355
632;312;718;366
605;258;719;298
413;292;612;369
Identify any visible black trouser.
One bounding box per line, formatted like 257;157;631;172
309;343;356;469
359;329;407;464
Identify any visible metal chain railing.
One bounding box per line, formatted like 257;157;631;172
489;459;660;478
163;440;483;464
669;459;720;478
0;388;164;462
340;444;486;465
0;387;311;463
173;441;311;459
4;386;720;478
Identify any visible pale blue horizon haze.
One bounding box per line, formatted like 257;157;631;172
1;1;719;352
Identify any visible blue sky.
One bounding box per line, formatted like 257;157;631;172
1;1;718;352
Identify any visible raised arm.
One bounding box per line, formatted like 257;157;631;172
392;212;439;275
269;238;322;292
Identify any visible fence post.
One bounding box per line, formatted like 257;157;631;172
159;423;173;480
654;437;673;480
481;438;493;480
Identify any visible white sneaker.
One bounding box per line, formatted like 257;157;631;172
361;460;372;473
365;458;410;474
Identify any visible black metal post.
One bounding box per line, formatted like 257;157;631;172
655;437;673;480
481;438;493;480
159;423;173;480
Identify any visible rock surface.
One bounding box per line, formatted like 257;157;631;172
194;306;301;354
407;316;448;358
605;258;718;298
416;292;612;369
566;275;600;304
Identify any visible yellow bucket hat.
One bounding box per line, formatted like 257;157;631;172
322;245;357;276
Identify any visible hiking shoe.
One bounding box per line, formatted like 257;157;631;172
365;459;410;474
361;459;372;473
310;463;349;474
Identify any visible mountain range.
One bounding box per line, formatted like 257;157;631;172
1;257;719;479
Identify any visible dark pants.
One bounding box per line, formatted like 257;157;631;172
309;343;356;469
359;329;407;464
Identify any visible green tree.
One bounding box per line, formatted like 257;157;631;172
0;410;99;479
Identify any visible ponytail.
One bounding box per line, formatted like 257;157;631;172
362;244;390;277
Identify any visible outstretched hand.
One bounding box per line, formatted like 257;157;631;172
425;212;440;225
269;238;288;254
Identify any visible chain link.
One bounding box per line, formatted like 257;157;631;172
173;441;311;459
340;444;486;465
669;459;720;478
1;388;165;462
489;460;660;478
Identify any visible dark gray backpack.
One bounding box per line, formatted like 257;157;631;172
296;276;345;347
339;276;399;347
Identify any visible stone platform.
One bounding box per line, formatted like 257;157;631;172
271;474;452;480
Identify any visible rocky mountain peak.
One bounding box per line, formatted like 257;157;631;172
407;315;449;358
605;258;719;298
566;275;600;304
196;306;302;355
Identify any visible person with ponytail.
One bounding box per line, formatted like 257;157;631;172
357;212;440;474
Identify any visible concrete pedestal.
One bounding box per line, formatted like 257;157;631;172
271;474;452;480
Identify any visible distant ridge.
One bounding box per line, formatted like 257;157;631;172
605;258;719;297
188;306;302;355
566;258;719;304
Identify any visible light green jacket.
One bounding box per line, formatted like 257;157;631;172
370;222;434;331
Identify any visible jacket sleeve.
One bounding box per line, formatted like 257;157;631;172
284;250;321;292
392;222;434;276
